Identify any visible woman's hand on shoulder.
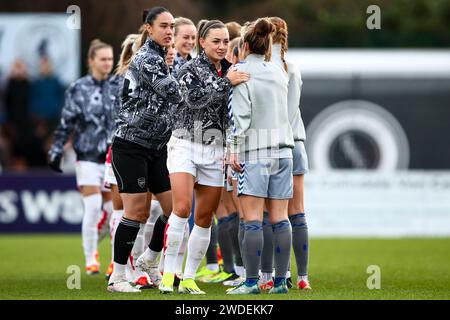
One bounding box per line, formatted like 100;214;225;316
226;69;250;86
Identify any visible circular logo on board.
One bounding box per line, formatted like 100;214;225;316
15;22;69;76
306;100;410;170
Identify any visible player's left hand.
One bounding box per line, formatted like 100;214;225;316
230;153;243;173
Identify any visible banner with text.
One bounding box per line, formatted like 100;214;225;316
1;172;450;236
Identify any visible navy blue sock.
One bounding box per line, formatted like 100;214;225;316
245;277;258;286
274;276;286;287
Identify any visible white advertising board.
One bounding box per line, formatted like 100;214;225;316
305;171;450;237
0;13;80;85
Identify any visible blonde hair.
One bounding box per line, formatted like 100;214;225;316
174;17;195;36
225;21;241;41
229;37;241;53
87;39;112;60
269;17;288;72
115;34;140;76
138;24;150;49
87;39;112;72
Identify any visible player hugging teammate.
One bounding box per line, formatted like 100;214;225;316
49;5;310;295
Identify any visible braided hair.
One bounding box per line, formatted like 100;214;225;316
269;17;288;72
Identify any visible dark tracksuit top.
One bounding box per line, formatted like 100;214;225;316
114;38;182;150
49;74;121;163
171;50;232;146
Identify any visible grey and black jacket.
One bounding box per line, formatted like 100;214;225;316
172;51;232;145
114;38;182;150
107;74;125;145
49;74;120;163
172;52;192;76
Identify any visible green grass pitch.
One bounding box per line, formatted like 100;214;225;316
0;235;449;300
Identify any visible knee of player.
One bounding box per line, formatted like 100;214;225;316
173;202;192;218
288;202;304;216
194;212;214;228
124;208;149;224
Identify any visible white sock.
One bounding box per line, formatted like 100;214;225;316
159;251;165;273
82;193;102;266
103;200;113;225
144;200;162;246
132;223;146;261
109;209;123;259
111;262;126;282
206;263;219;271
299;275;308;282
141;247;159;263
183;224;211;280
235;265;245;277
126;255;135;282
286;270;291;278
97;199;112;243
174;223;190;275
163;213;189;274
262;272;272;282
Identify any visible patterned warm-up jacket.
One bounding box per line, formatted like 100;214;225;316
108;74;124;145
172;52;192;76
49;74;121;162
172;51;232;145
114;38;182;150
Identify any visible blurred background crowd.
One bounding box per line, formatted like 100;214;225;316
0;0;449;172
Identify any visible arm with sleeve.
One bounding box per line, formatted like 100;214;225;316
140;57;182;104
48;86;80;158
229;82;252;154
178;67;232;110
287;61;306;141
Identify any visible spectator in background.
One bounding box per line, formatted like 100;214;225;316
172;17;196;75
30;57;64;142
4;59;46;170
0;69;8;170
225;21;242;41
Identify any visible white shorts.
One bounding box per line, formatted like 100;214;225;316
167;136;224;187
104;162;117;187
103;145;116;188
75;161;109;191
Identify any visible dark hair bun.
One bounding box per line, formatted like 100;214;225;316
254;18;274;37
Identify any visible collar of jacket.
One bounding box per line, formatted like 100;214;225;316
87;74;110;86
245;53;266;62
198;50;232;76
146;38;167;58
177;52;192;61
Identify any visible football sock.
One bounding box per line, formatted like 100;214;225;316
82;193;102;266
184;224;211;279
272;220;292;278
289;213;309;277
243;220;263;280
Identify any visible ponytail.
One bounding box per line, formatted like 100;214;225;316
115;34;140;76
242;18;275;61
269;17;288;72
